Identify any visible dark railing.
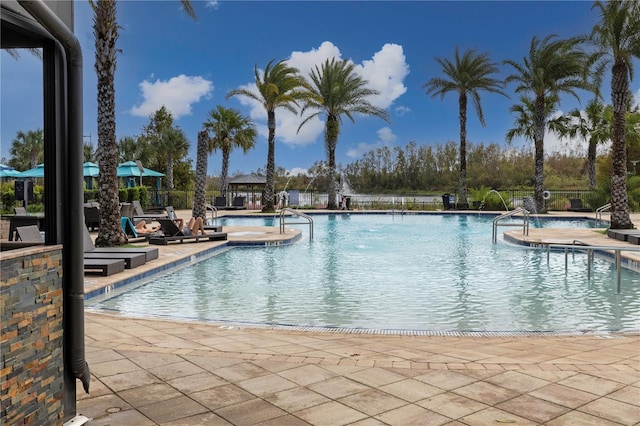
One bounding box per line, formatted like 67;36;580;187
145;189;596;212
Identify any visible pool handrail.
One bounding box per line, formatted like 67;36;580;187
539;239;640;294
279;208;313;239
492;207;529;243
205;204;218;224
595;203;611;226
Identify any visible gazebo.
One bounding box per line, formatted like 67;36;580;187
227;175;266;209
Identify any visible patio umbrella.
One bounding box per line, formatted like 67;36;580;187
116;161;164;177
0;169;20;178
14;164;45;178
83;162;100;177
0;164;20;178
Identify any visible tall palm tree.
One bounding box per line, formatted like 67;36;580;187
504;35;589;213
423;47;506;207
92;0;125;247
91;0;195;247
567;99;609;188
9;129;44;170
226;59;306;212
298;58;390;209
506;95;571;165
203;105;257;198
590;0;640;229
193;130;210;220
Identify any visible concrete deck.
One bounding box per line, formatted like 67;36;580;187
74;210;639;424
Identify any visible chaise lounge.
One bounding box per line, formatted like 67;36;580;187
148;218;227;245
17;225;126;276
567;198;593;212
83;225;159;262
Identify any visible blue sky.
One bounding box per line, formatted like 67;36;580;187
2;1;639;176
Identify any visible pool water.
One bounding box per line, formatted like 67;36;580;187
91;214;640;332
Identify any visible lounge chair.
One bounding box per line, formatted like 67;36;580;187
17;225;126;276
83;225;158;262
84;204;100;231
148;218;227;245
607;228;640;242
119;202;134;219
83;258;126;276
132;200;168;222
81;226;147;269
213;196;227;208
14;206;27;215
567;198;593;212
15;225;43;242
231;196;246;210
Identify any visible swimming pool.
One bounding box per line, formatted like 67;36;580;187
90;214;640;332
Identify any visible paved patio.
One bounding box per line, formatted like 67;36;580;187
77;210;639;425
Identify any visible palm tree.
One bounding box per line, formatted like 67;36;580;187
203;105;257;198
91;0;195;247
589;0;640;229
9;129;44;170
193;130;209;220
423;47;506;207
504;34;589;213
92;0;125;247
506;95;571;165
226;59;306;212
298;58;390;209
567;99;609;188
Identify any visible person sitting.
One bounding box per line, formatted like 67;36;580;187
134;220;160;235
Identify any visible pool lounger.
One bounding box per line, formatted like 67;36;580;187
82;221;159;266
83;258;125;276
148;218;227;245
607;229;640;242
83;252;146;269
87;246;159;262
147;232;227;245
204;224;223;232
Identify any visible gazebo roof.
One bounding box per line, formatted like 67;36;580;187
228;175;266;185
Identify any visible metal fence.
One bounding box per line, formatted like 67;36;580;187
147;189;597;212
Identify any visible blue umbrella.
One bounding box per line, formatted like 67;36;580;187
117;161;164;177
83;162;100;177
0;169;20;178
14;164;45;178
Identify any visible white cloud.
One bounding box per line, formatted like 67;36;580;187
353;43;409;109
130;75;213;119
346;126;397;158
229;41;409;148
395;106;411;117
376;126;397;144
205;1;219;9
287;167;308;176
634;88;640;110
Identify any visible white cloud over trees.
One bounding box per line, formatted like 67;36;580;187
130;74;213;119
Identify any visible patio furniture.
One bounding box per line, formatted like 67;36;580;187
6;214;45;241
148;218;227;245
567;198;592;212
132;200;168;223
84;204;100;231
83;225;158;263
